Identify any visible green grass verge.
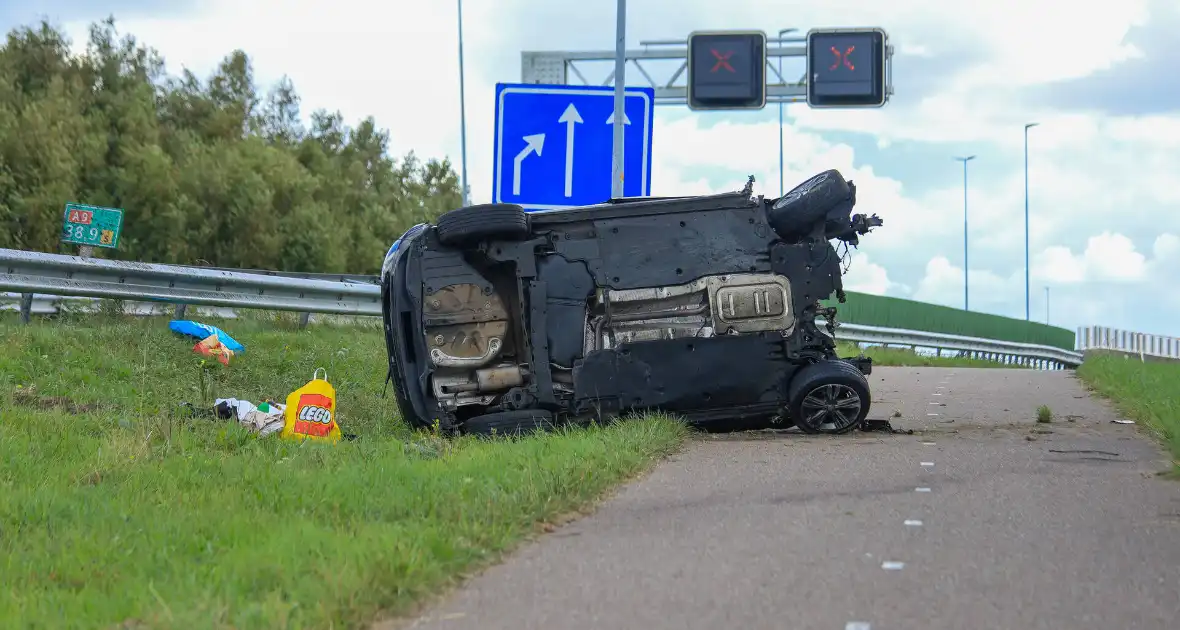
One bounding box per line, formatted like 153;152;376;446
0;311;687;629
836;341;1017;368
1077;353;1180;471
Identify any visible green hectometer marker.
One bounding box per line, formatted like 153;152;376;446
62;203;124;249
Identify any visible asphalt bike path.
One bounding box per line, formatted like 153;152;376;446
404;367;1180;630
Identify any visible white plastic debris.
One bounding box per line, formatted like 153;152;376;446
215;397;287;437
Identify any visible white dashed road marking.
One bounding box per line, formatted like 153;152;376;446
904;519;923;527
927;413;940;416
882;561;905;570
915;487;931;492
846;623;871;630
920;462;934;467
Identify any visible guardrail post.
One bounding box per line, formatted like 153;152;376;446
299;312;311;328
174;304;187;319
19;292;33;324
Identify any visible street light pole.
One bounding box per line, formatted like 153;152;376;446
954;155;976;311
457;0;470;206
610;0;627;199
1045;286;1050;324
777;28;796;197
1024;122;1039;321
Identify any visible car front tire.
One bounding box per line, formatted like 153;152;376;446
787;359;871;434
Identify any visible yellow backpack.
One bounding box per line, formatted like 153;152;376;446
280;368;342;443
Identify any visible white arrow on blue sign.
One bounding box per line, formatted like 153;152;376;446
493;82;655;211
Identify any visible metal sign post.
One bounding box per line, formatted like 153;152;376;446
610;0;627;199
28;202;127;323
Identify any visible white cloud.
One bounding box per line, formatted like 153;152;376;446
913;232;1180;333
843;252;905;296
56;0;1180;337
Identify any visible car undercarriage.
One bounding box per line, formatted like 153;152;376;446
380;169;883;436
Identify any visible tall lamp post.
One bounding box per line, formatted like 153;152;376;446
610;0;627;199
777;28;797;197
1024;122;1039;321
457;0;470;206
954;155;976;311
1045;286;1050;324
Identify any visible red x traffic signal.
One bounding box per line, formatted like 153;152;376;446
806;28;888;108
687;30;767;111
710;48;736;73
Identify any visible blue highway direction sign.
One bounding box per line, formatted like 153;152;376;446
493;83;655;211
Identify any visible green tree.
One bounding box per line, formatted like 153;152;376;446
0;17;462;273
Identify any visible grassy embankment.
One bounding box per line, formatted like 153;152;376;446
0;306;1018;628
1077;353;1180;472
0;310;686;629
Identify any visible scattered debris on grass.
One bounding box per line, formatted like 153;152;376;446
278;369;343;443
170;319;245;365
214;397;287;437
168;319;245;352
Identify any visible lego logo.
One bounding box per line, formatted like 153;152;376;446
298;405;333;424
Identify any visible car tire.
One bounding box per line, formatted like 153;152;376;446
436;203;530;246
465;409;556;437
787;359;871;434
765;169;853;240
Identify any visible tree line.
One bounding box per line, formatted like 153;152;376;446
0;18;463;273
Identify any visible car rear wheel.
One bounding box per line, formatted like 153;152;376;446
436;203;530;246
787;359;871;434
464;409;556;437
765;169;853;240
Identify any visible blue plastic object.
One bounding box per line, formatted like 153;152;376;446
168;320;245;353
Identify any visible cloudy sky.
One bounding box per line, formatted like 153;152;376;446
6;0;1180;339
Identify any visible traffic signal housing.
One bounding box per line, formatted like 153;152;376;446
687;30;767;111
806;28;888;108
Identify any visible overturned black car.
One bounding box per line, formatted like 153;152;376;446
379;169;883;436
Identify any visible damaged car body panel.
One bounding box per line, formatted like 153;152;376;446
380;169;883;436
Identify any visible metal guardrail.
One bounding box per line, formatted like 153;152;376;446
1076;325;1179;361
0;247;1091;368
1;248;380;316
175;264;380;285
830;322;1083;369
2;293;244;319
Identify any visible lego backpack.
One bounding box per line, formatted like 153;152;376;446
280;368;342;443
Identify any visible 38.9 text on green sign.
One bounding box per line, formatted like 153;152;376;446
61;203;124;249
